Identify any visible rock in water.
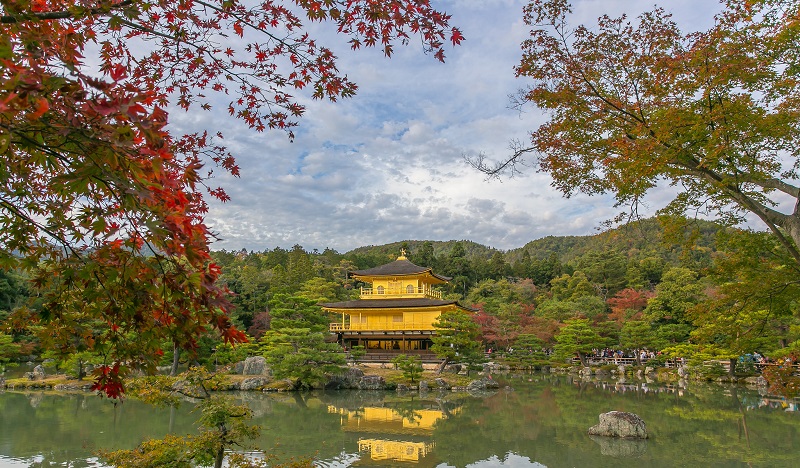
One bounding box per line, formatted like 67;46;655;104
467;377;500;392
588;411;648;439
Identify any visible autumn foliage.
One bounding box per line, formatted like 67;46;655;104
0;0;461;397
472;0;800;268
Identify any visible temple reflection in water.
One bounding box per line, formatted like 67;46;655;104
328;404;460;464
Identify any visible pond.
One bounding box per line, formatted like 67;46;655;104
1;374;799;467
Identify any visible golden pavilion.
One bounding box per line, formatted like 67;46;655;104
321;252;471;357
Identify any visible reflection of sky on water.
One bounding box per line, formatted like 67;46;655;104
459;453;547;467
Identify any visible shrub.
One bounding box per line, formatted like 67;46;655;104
392;355;423;383
695;362;728;381
644;354;669;367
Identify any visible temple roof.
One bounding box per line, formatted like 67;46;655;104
321;298;472;311
350;258;451;282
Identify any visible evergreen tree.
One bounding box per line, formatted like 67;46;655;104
260;328;345;389
259;295;345;388
553;318;605;366
487;251;510;280
432;309;486;374
619;321;657;364
411;241;437;268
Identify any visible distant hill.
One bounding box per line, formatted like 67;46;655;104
345;239;499;263
345;217;726;267
506;217;724;264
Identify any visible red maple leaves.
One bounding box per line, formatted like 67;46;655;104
91;363;126;399
0;0;461;397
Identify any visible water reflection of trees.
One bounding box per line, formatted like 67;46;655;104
2;381;800;467
0;391;197;466
477;375;800;467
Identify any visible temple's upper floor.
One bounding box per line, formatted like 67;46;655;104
350;255;449;300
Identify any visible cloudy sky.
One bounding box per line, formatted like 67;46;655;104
176;0;726;254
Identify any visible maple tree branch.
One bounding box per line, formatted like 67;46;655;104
0;196;82;259
549;21;646;128
192;0;315;65
114;17;186;43
0;1;133;24
734;177;800;198
6;121;175;284
672;155;800;266
113;16;308;126
465;140;534;179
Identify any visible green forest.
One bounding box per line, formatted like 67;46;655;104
3;216;796;375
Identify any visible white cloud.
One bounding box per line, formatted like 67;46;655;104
199;0;731;253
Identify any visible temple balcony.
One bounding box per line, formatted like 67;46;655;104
359;286;443;300
330;321;436;332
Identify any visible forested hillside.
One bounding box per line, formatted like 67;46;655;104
2;217;797;377
204;216;797;369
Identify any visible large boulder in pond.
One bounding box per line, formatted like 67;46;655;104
588;411;648;439
467;377;500;393
242;356;269;376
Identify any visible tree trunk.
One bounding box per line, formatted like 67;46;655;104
214;444;224;468
170;343;180;377
435;357;450;375
577;352;587;367
214;425;228;468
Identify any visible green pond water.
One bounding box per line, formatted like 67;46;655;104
1;374;799;467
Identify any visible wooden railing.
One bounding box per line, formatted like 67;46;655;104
360;286;443;300
570;357;680;367
569;357;800;372
351;351;442;363
330;321;436;332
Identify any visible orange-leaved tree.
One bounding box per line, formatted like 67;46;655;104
471;0;800;266
0;0;462;397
